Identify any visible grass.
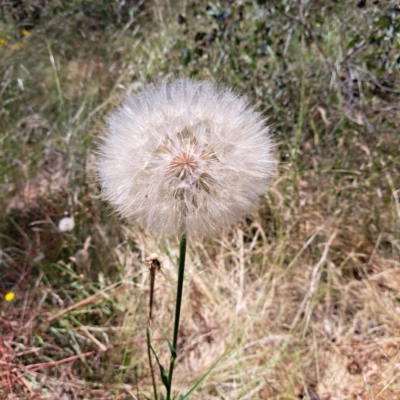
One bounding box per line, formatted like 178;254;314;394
1;0;400;399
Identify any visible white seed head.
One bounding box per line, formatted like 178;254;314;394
97;79;275;238
58;217;75;232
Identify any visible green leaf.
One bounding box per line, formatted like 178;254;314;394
156;319;176;359
181;354;224;399
149;344;169;389
49;263;80;279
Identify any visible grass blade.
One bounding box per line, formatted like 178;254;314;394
181;353;224;400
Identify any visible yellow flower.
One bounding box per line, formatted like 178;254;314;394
0;39;7;47
11;42;24;51
22;29;30;37
5;292;15;302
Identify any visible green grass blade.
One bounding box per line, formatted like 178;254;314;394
181;354;224;399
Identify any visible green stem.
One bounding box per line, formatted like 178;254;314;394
166;235;187;400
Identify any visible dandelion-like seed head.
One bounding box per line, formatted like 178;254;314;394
58;216;75;232
97;79;275;238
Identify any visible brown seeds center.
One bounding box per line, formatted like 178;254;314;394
167;152;199;181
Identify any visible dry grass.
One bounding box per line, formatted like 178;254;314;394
1;1;399;399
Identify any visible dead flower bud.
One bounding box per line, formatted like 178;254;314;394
74;249;90;269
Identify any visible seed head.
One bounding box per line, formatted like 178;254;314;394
58;217;75;232
97;79;275;238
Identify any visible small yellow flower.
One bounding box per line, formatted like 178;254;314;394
22;29;30;37
316;23;321;28
5;292;15;302
11;43;24;51
0;39;7;47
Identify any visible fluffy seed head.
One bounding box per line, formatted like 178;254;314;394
58;217;75;232
97;79;275;238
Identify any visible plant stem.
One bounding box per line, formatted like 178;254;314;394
146;324;158;400
166;235;187;400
